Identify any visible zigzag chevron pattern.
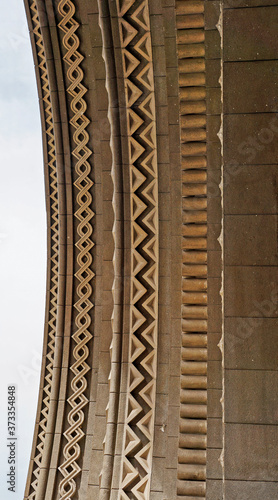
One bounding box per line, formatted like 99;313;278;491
116;1;159;498
176;1;208;498
26;1;59;498
57;1;94;498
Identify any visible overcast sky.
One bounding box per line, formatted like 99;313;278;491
0;0;46;497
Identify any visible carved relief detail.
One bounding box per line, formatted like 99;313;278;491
116;1;159;498
176;1;208;498
26;2;59;498
57;1;94;498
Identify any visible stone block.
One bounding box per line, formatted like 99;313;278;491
224;7;278;61
225;317;278;370
224;266;278;318
224;61;278;114
224;215;278;266
225;423;278;481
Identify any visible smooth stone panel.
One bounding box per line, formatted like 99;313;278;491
225;424;278;481
225;317;278;370
224;61;278;114
224;113;278;165
207;449;222;479
224;7;278;61
225;480;278;500
207;389;222;418
225;370;278;424
224;165;278;215
224;215;278;266
224;0;278;7
206;479;223;500
208;361;222;389
207;418;223;449
224;266;278;317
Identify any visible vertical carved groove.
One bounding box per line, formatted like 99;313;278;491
97;2;124;496
176;0;207;497
57;1;94;498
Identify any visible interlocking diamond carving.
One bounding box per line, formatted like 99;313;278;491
26;1;58;498
57;1;94;498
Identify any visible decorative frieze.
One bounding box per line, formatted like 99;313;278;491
25;1;58;498
114;1;159;498
57;1;94;498
176;0;208;497
23;1;211;499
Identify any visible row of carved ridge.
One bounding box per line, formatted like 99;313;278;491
176;0;207;498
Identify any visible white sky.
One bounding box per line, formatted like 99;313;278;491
0;0;46;497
